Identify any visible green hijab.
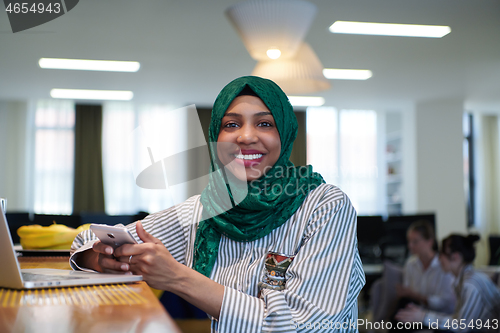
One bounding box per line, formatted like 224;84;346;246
193;76;325;277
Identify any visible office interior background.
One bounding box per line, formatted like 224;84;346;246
1;0;500;267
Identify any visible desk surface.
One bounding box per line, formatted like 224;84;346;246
0;256;181;333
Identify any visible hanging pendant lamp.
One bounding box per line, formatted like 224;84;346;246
251;42;331;94
225;0;317;61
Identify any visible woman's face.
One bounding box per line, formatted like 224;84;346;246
407;230;433;256
439;247;463;275
217;95;281;182
438;252;452;272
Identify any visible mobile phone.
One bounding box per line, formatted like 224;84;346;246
90;224;138;249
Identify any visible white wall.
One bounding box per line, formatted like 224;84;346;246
0;101;32;212
473;113;500;266
376;110;387;215
401;106;417;214
415;98;467;241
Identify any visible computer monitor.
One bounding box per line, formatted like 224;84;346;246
381;213;436;264
357;215;385;245
357;215;385;263
385;214;436;243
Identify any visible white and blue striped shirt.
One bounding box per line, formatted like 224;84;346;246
71;183;365;333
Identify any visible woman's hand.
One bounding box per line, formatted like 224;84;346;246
395;303;425;323
396;284;412;298
113;221;224;319
396;284;428;305
91;240;132;274
74;240;130;274
113;221;181;291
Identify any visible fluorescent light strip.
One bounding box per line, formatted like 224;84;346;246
50;89;134;100
323;68;372;80
39;58;140;72
288;96;325;107
329;21;451;38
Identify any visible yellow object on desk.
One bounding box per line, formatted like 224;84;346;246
17;223;90;250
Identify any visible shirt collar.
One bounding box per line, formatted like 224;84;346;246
430;254;440;267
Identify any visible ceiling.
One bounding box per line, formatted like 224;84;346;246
1;0;500;111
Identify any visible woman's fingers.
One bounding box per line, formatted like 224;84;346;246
112;222;162;259
98;254;131;272
405;303;418;310
395;308;414;322
113;243;139;257
136;221;161;244
395;304;423;322
92;241;132;273
93;240;114;256
104;224;171;279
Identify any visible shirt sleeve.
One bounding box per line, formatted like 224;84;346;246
217;189;366;333
423;282;484;333
69;195;200;271
69;228;101;271
426;272;456;313
402;259;412;288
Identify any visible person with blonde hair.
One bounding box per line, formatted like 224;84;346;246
396;220;455;313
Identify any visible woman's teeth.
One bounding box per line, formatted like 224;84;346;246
234;154;263;160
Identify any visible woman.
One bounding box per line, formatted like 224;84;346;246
70;76;365;332
396;220;455;313
396;234;500;332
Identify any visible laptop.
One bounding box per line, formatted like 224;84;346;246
0;205;142;289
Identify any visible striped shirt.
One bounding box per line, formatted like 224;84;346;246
71;183;366;333
423;265;500;332
403;255;456;313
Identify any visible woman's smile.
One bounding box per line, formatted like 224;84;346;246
217;95;281;181
233;149;265;167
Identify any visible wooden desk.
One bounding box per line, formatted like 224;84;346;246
0;256;181;333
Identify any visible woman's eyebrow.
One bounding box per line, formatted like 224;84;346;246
223;111;273;117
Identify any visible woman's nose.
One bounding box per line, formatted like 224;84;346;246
237;127;258;143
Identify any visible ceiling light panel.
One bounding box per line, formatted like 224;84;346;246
288;96;325;106
50;89;134;100
329;21;451;38
323;68;372;80
39;58;140;72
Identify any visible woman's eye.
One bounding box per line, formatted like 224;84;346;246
258;121;272;127
224;122;239;128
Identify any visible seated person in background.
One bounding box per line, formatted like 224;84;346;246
396;234;500;332
397;220;455;313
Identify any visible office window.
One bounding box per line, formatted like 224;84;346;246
307;107;378;214
33;100;75;214
102;103;187;215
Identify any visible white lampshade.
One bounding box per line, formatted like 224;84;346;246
251;42;331;94
225;0;317;61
